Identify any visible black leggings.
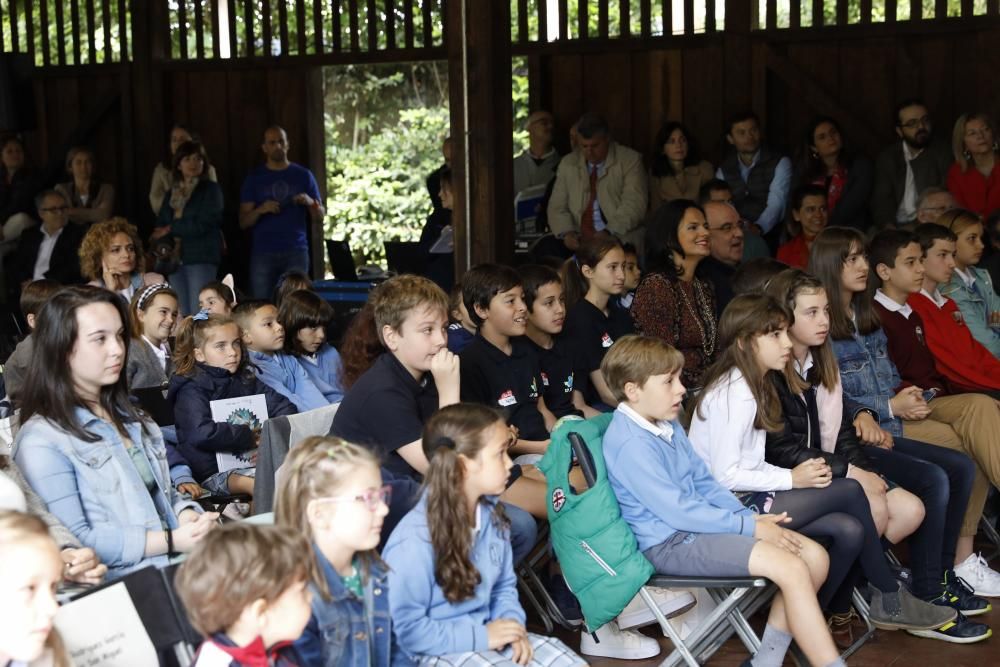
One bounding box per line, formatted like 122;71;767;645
769;478;897;612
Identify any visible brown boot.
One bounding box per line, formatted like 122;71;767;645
828;610;859;650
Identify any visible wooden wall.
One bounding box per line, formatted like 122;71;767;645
527;18;1000;171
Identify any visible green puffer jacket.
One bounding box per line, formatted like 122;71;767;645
537;414;654;631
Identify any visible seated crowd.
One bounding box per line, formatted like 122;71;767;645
5;97;1000;667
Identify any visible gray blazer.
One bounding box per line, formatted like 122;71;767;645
871;139;952;228
126;338;173;391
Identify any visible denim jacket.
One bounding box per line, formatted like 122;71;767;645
13;408;201;579
940;266;1000;358
294;546;412;667
831;327;905;436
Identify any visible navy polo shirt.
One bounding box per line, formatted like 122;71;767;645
459;334;548;441
330;352;438;480
524;335;581;420
563;299;635;403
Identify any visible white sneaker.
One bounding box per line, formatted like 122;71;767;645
579;621;661;660
617;587;697;630
954;553;1000;597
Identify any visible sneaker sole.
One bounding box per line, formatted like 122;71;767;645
959;606;992;617
906;627;993;644
617;597;697;630
870;614;957;632
579;642;662;660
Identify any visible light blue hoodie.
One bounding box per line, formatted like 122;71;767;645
382;494;524;659
248;348;328;412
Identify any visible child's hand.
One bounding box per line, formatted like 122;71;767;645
753;516;803;555
791;458;832;489
177;482;204;499
890;386;930;421
61;547;107;585
430;347;460;403
486;619;526;651
509;635;533;665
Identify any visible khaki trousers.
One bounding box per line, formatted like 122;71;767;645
902;393;1000;537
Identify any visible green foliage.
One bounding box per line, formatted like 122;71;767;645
324;106;449;268
512;57;531;155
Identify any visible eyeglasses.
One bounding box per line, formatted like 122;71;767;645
312;485;392;512
39;205;69;213
708;219;747;233
900;116;931;130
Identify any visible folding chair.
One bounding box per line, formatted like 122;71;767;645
567;431;776;667
59;565;197;667
515;521;584;633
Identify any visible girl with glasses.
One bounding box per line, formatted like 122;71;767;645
276;435;400;667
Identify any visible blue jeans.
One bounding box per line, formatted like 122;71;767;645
250;248;310;299
171;263;218;315
866;437;975;598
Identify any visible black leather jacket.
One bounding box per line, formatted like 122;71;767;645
765;373;875;478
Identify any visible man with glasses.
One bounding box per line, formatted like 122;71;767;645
699;201;746;315
699;179;770;262
6;189;85;297
915;186;957;227
873;99;953;229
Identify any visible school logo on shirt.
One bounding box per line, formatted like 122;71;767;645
914;325;925;346
528;378;539;398
540;371;550;387
551;487;566;512
498;390;518;407
563;374;574;393
601;332;614;348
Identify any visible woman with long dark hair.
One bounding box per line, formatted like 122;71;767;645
648;122;714;212
631;199;717;389
794;116;873;230
12;286;217;579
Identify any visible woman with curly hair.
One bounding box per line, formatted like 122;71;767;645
79;217;164;302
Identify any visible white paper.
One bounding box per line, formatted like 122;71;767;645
55;582;159;667
210;394;269;473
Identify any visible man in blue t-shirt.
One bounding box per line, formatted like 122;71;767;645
239;125;324;297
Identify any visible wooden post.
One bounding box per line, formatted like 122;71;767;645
127;0;168;228
723;0;754;117
446;0;514;273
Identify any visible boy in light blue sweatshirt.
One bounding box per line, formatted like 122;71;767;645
233;301;328;413
600;335;846;667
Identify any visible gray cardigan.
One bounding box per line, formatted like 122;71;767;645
126;337;173;391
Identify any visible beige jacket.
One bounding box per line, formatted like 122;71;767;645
547;142;647;249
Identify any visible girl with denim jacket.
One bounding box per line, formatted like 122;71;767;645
277;435;408;667
765;267;992;644
811;226;1000;603
12;286;218;580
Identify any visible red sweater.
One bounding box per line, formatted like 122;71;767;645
907;290;1000;392
873;302;956;395
947;161;1000;217
777;235;810;269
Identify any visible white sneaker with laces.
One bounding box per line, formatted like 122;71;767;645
954;553;1000;597
616;587;697;630
579;621;661;660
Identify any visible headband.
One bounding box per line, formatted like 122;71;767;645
136;283;172;310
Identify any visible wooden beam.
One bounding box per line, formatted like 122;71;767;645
445;0;514;270
297;0;309;54
762;43;881;149
40;0;50;66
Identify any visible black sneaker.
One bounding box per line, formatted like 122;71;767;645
941;570;993;617
907;611;993;644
